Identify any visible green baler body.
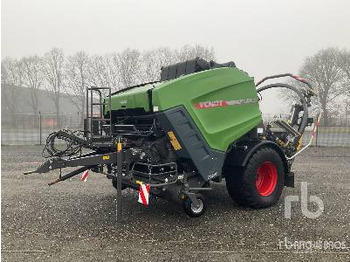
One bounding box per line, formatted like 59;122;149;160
106;67;262;152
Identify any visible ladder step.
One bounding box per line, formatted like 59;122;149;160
91;118;105;121
89;87;111;90
86;86;112;138
92;103;110;106
87;117;111;120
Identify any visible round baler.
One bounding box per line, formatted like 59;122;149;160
25;58;319;218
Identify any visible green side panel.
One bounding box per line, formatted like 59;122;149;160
152;68;262;152
105;84;155;113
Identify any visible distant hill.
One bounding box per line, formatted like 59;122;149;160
1;84;81;116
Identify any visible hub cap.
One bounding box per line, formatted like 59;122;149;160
255;161;278;196
190;199;204;214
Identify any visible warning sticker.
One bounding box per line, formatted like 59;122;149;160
167;131;182;151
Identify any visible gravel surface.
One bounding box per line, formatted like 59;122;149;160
1;145;350;261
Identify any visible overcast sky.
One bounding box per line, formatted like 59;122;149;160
2;0;350;113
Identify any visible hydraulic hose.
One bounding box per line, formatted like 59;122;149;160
256;83;308;139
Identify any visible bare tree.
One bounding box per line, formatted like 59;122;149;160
105;53;121;89
1;58;24;126
89;50;146;91
337;49;350;123
141;47;175;82
140;45;215;82
1;57;24;87
115;48;141;88
42;48;65;128
88;45;215;91
337;49;350;95
299;48;344;126
89;55;108;87
65;51;91;126
2;45;217;128
88;54;120;90
175;44;216;62
21;55;43;119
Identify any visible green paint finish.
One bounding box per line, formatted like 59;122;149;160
105;84;155;113
107;67;262;152
152;68;262;151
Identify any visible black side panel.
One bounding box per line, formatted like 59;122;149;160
157;106;225;181
159;58;237;81
209;60;236;69
160;67;169;81
160;57;210;81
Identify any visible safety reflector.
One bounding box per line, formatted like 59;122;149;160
138;183;150;206
81;170;89;182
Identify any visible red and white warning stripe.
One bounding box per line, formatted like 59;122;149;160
311;118;321;137
81;170;89;182
138;183;150;206
293;75;308;83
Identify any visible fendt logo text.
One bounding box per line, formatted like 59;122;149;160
194;98;258;109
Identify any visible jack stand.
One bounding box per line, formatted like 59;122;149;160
116;137;123;224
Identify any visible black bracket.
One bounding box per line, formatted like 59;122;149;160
24;152;118;175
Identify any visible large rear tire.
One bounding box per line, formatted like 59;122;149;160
225;147;285;208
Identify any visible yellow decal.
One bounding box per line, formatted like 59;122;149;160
297;135;303;151
168;131;182;151
117;142;122;152
102;155;110;160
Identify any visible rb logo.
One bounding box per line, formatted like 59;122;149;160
284;182;324;219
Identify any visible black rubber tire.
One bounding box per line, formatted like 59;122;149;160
182;194;207;217
225;147;285;208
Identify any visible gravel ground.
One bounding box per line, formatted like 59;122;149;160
1;145;350;261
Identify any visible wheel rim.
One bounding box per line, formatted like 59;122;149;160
190;199;204;214
255;161;278;196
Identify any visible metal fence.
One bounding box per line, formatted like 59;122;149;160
263;115;350;147
303;127;350;147
1;113;350;147
1;113;82;145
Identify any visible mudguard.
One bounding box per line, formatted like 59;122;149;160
225;140;293;187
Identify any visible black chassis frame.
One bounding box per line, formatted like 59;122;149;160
23;112;294;222
25;104;293;190
25;144;211;209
